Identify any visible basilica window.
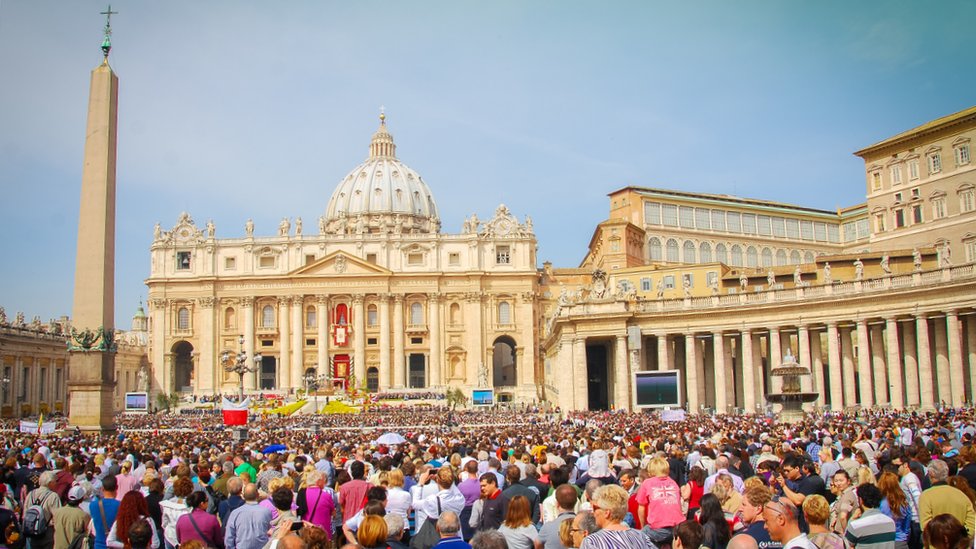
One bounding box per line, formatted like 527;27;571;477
409;302;424;326
224;307;235;330
306;306;317;329
408;252;424;266
2;366;11;404
177;307;190;331
20;366;29;400
177;251;191;270
648;238;662;262
367;305;378;327
261;305;275;328
700;242;713;263
259;256;276;268
448;252;460;266
666;239;679;262
495;245;511;265
683;241;696;263
225;257;236;270
497;301;512;325
449;303;461;325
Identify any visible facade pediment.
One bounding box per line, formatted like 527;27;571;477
290;251;392;276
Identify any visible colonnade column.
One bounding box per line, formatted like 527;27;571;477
885;318;904;408
947;312;965;407
316;297;328;382
393;296;405;388
713;333;727;414
968;317;976;404
769;328;782;393
826;323;843;410
856;320;873;407
685;334;699;412
752;335;764;408
429;295;441;388
741;329;756;413
798;326;813;399
811;330;825;400
573;337;588;410
279;297;291;390
379;295;391;390
870;324;888;405
352;295;365;386
917;316;935;409
657;334;670;370
696;337;708;409
291;296;304;390
902;319;919;407
841;326;857;407
934;318;951;406
241;298;256;391
614;335;629;410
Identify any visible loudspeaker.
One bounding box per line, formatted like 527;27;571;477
231;427;248;442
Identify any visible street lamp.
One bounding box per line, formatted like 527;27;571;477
0;376;9;410
303;368;327;415
221;335;262;401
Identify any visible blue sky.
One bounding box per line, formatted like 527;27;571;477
1;0;973;327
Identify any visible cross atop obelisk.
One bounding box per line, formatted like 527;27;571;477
68;7;121;431
100;5;117;60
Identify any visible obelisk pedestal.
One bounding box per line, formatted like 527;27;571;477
68;45;119;431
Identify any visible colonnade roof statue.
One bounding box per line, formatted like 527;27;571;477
323;112;441;235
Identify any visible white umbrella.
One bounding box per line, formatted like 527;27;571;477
374;432;407;445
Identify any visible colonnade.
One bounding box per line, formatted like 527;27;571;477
626;310;976;412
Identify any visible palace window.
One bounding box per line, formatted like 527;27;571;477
706;271;718;287
644;202;661;225
261;305;275;328
894;209;906;228
928;152;942;174
497;301;511;325
804;251;815;263
790;250;801;264
21;367;29;400
911;187;921;198
746;246;758;268
955;143;970;166
177;307;190;331
661;204;678;226
648;237;662;261
775;249;787;266
757;215;772;236
908;159;920;180
965;238;976;263
700;242;713;263
679;206;694;228
932;197;947;219
772;217;786;237
800;220;814;240
742;213;757;234
874;213;886;232
640;278;652;291
716;243;728;264
912;204;923;224
663;275;675;289
695;208;711;230
177;251;191;270
785;218;800;239
495;245;510;265
711;210;726;231
894;192;903;203
871;171;882;191
727;212;741;233
814;222;827;241
666;239;679;262
730;245;743;266
959;187;975;213
760;248;772;267
683;241;696;263
890;165;903;185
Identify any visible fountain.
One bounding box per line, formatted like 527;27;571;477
765;348;818;422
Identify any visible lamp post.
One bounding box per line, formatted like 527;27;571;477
221;335;262;402
304;369;327;415
0;376;9;411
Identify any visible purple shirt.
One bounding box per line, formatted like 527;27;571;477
176;509;223;548
458;478;481;506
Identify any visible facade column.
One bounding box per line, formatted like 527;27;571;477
150;298;170;395
713;333;727;414
947;312;965;407
724;335;735;410
798;326;813;404
573;337;588;410
811;330;824;396
278;297;291;390
752;334;764;408
870;324;888;405
615;335;629;410
241;298;256;391
379;295;391;390
657;334;670;370
769;328;782;393
558;336;576;410
934;318;951;406
316;296;328;382
393;296;405;388
741;329;756;413
463;294;482;387
826;323;843;410
902;319;920;407
429;295;441;388
353;295;366;386
968;317;976;405
685;334;700;412
291;296;304;391
917;316;935;409
886;318;904;408
856;320;873;407
841;326;857;407
197;297;216;394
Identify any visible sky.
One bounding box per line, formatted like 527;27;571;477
1;0;973;328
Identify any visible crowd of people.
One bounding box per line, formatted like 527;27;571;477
0;405;975;549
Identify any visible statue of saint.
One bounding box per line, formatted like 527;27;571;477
880;254;891;275
656;278;665;299
739;273;748;291
245;218;254;237
682;276;692;298
295;217;303;236
793;265;802;286
478;363;490;388
940;242;952;267
0;306;7;325
767;270;776;288
279;217;290;237
823;262;832;284
153;222;162;241
524;216;533;233
137;366;149;392
318;215;327;235
913;248;922;271
355;215;366;235
206;219;215;239
853;258;864;281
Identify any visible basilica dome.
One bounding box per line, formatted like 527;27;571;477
324;115;440;235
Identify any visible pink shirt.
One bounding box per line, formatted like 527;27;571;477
116;473;140;499
635;476;685;529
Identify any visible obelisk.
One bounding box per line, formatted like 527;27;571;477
68;6;120;431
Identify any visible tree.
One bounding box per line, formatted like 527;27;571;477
155;392;180;412
446;387;468;410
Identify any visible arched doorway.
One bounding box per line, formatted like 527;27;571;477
172;341;194;393
492;336;517;387
366;367;379;393
586;343;610;410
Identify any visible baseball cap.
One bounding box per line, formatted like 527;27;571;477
68;485;87;503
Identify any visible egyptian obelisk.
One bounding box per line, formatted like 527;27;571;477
68;6;120;431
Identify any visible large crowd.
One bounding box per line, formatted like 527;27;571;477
1;406;975;549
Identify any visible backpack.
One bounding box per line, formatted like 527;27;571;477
21;504;47;538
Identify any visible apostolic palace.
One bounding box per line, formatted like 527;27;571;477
2;98;975;416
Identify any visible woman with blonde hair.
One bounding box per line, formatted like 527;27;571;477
802;494;844;549
856;466;876;487
384;469;412;522
357;515;389;549
637;457;684;545
260;476;296;521
498;495;542;549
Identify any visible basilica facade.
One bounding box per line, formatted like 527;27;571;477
145;117;540;402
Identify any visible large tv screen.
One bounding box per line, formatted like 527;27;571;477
634;371;681;408
472;389;494;406
125;392;149;411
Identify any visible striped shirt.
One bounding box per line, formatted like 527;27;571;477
844;508;895;549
